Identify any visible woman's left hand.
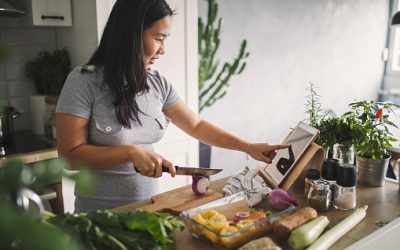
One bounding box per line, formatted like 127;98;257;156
247;143;290;163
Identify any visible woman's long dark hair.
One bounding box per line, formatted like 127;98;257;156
88;0;172;127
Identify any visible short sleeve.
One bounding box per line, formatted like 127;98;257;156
162;78;179;110
56;67;94;119
149;70;180;110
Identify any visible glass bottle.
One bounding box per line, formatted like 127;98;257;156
333;144;355;165
43;104;56;139
307;180;331;212
334;164;356;210
304;169;320;196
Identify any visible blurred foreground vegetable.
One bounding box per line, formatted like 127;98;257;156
0;159;95;250
46;209;185;250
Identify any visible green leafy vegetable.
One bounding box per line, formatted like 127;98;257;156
47;210;185;250
375;220;389;227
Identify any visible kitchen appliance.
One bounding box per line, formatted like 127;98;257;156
162;166;223;176
0;106;20;144
0;0;25;17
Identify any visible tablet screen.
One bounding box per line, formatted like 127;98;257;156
264;122;319;186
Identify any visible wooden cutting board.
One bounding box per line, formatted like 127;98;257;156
138;185;223;215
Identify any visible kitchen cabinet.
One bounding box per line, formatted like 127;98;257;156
15;0;72;26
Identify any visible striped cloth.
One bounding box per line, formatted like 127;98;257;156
222;166;272;207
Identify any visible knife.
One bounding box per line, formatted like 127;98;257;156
162;166;222;177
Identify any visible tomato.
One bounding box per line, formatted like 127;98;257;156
248;211;267;221
376;108;383;118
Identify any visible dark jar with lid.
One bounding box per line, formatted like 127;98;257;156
321;158;340;202
334;163;357;210
307;180;331;212
304;169;320;195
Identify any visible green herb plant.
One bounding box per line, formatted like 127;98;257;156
344;100;400;159
198;0;249;112
47;209;184;250
25;48;71;96
304;82;326;128
304;82;360;159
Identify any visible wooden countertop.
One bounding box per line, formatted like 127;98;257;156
116;177;400;250
0;130;58;167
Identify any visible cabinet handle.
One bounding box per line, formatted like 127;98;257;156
41;15;64;21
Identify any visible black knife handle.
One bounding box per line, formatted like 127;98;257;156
134;166;178;173
162;165;179;172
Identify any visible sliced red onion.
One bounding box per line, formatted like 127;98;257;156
192;175;209;195
267;188;298;210
234;212;250;222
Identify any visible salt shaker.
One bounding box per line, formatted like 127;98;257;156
334;163;357;210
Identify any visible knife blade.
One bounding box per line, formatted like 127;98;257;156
162;166;222;177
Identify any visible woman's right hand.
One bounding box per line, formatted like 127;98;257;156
130;145;176;178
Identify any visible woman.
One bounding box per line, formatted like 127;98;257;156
56;0;288;212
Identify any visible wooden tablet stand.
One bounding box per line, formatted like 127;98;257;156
258;143;326;191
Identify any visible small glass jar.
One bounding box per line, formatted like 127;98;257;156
334;164;356;210
334;186;356;210
307;180;331;212
304;169;320;196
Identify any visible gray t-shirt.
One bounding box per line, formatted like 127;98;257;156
56;66;180;212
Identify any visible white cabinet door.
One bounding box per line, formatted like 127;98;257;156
32;0;72;26
14;0;72;26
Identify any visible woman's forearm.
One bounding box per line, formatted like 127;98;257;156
60;144;135;170
191;120;249;153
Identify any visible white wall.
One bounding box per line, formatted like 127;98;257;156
198;0;390;179
56;0;98;67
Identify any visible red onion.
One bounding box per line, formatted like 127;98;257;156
234;212;250;222
267;188;298;210
192;175;209;195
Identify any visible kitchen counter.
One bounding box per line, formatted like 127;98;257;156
115;177;400;250
0;130;58;166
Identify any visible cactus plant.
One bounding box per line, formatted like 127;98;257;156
198;0;249;112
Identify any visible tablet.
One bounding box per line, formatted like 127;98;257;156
263;121;320;188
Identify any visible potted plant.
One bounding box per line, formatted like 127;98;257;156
24;48;70;136
345;100;400;186
198;0;249;166
25;48;70;97
304;83;359;164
